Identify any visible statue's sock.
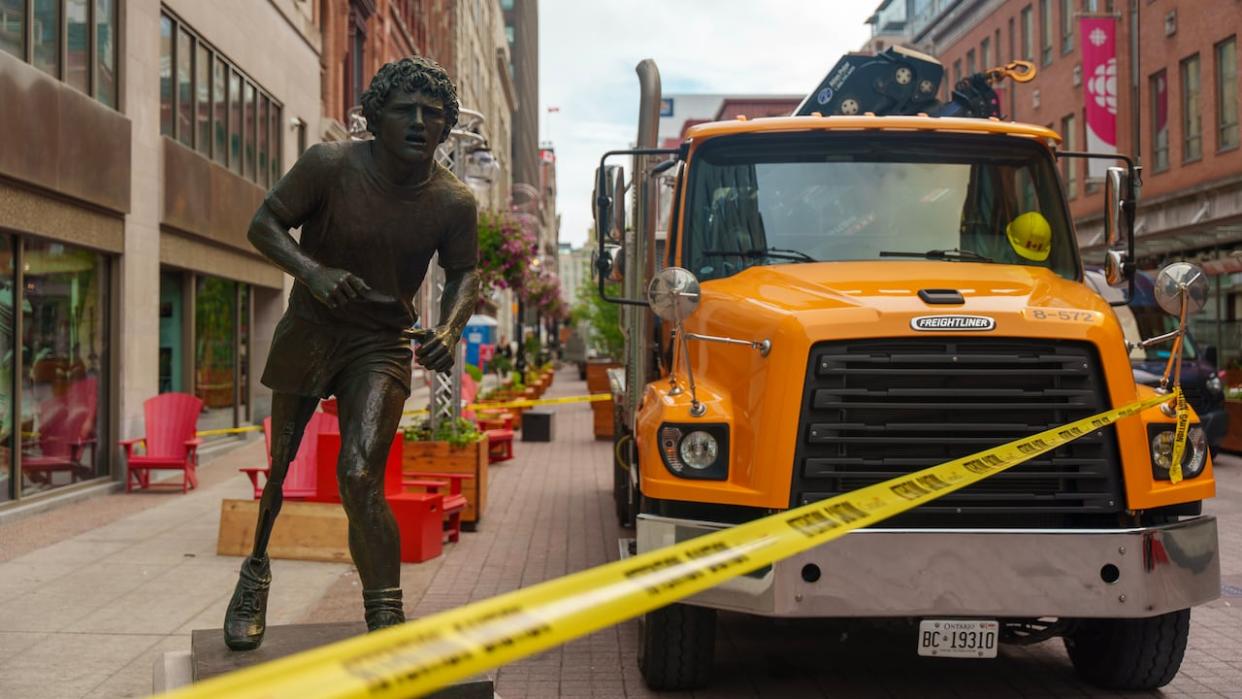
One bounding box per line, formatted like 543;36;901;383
363;587;405;631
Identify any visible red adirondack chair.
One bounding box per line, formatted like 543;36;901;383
23;376;99;485
120;393;203;493
239;411;339;500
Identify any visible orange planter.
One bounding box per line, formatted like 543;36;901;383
401;437;488;525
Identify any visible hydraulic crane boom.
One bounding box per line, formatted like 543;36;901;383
794;45;1036;119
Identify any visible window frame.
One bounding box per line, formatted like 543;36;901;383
1021;5;1034;61
1060;0;1074;55
1181;53;1203;164
1039;0;1053;66
1216;36;1238;152
159;8;284;185
1150;69;1170;172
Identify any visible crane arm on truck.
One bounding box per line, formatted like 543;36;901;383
794;45;1036;119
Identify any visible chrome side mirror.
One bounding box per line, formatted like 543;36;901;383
647;267;700;322
648;267;770;417
593;164;626;242
1154;262;1208;316
1104;249;1127;287
1103;167;1126;249
1134;262;1208;397
1102;167;1130;288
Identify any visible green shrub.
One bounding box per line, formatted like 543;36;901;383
403;418;481;447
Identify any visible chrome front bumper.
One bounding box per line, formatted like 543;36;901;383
635;514;1220;619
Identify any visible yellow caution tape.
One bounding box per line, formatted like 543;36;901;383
469;393;611;410
196;425;264;438
1170;387;1189;483
400;393;610;418
165;390;1171;699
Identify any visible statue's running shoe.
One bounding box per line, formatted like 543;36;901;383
223;555;271;650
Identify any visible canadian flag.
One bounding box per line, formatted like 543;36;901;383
1081;17;1117;178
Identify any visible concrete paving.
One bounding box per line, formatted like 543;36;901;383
0;367;1240;698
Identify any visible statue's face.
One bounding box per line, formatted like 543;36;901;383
374;88;447;163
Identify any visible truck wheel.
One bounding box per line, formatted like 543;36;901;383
1064;609;1190;690
638;603;716;690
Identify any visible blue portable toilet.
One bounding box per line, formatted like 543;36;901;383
463;314;498;368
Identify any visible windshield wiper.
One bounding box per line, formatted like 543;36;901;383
878;248;995;263
704;247;819;263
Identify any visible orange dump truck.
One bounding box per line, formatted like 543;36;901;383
594;53;1219;692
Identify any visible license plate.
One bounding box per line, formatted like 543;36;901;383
917;619;998;658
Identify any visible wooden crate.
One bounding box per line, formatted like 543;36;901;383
402;437;488;524
217;499;351;563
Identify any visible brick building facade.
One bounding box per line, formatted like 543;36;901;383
316;0;455;140
904;0;1242;367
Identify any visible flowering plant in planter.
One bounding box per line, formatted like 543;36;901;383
477;211;537;295
523;269;569;322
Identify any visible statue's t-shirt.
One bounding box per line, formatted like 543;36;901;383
264;139;477;333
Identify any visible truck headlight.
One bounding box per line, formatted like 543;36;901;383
1206;375;1223;395
1149;426;1208;480
658;423;729;480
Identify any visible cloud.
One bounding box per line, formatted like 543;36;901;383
539;1;875;246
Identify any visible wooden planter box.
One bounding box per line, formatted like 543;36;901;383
1223;401;1242;454
586;360;620;394
401;437;488;525
591;400;615;441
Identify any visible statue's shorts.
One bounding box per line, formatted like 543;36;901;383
260;314;413;399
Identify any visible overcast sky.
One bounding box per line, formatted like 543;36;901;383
538;1;876;248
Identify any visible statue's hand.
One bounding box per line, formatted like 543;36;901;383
304;266;371;309
414;325;460;374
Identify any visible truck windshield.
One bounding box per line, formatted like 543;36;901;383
681;132;1078;282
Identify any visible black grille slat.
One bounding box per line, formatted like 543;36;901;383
792;339;1125;526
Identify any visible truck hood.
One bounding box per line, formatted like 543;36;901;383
694;260;1107;321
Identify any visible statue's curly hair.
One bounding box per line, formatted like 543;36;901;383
361;56;459;142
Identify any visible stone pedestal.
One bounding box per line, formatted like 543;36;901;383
160;623;492;697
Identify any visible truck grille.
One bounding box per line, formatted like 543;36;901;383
790;339;1124;525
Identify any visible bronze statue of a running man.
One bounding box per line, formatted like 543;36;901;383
224;56;480;650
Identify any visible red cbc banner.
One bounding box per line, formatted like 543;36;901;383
1081;16;1118;178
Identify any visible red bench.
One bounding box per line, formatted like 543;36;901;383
387;491;446;562
402;472;471;543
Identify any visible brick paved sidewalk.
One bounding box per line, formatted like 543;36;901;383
3;366;1241;698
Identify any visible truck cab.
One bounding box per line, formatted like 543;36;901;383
596;59;1218;693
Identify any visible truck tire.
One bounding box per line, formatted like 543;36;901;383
638;603;716;690
1063;609;1190;690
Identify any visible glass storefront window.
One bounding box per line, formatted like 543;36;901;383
159;271;185;394
20;240;109;497
195;276;237;432
0;234;12;503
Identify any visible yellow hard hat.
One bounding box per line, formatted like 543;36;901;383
1006;211;1052;262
